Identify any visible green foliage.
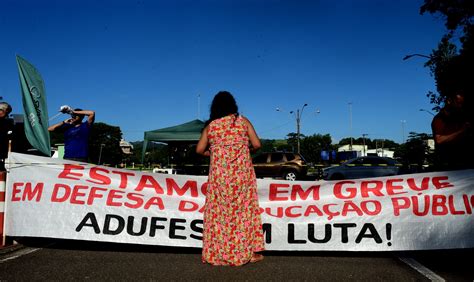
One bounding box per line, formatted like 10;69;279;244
258;139;293;153
338;137;399;149
377;139;399;149
338;137;352;146
420;0;473;32
88;122;123;165
260;139;277;152
128;141;143;163
424;36;458;110
300;134;333;164
49;130;64;147
131;141;168;167
148;144;168;166
286;132;305;152
394;132;433;167
259;134;400;165
285;132;298;151
420;0;473;109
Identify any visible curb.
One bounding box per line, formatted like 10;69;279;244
0;243;24;255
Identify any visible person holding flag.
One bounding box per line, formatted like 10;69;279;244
48;106;95;162
0;102;14;171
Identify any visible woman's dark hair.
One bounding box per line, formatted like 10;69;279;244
205;91;239;126
437;55;469;98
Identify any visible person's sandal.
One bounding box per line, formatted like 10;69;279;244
250;253;264;263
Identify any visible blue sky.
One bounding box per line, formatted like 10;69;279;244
0;0;446;143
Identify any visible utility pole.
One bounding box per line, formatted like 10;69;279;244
349;102;353;150
401;120;406;144
293;104;308;154
197;94;201;120
98;144;105;165
295;109;300;153
381;139;385;157
362;133;368;156
277;104;309;154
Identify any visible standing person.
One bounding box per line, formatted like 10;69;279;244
431;56;473;170
196;91;265;266
0;102;14;171
431;91;473;169
48;106;95;162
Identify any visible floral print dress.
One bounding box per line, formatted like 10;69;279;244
202;114;265;266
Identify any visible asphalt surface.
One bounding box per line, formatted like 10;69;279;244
1;238;473;281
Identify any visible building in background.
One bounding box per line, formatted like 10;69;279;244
120;139;133;155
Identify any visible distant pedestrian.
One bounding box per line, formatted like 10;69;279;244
48;106;95;162
0;102;13;171
196;91;265;266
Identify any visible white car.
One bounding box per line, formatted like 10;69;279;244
152;167;183;174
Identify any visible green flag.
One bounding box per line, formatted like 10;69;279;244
16;55;51;156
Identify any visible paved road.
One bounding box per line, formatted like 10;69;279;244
0;238;472;281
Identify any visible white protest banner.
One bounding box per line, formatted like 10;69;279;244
5;153;474;251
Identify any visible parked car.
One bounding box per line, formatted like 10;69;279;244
152;167;184;174
252;152;308;181
322;156;401;180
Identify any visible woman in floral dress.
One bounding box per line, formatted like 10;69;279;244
196;91;265;266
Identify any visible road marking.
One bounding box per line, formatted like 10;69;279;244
0;247;41;263
398;256;445;282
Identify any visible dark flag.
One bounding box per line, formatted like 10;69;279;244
16;55;51;156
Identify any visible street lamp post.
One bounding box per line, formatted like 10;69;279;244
197;94;201;120
402;53;432;61
419;108;435;116
98;143;105;165
292;103;308;154
276;103;308;154
400;120;406;144
362;133;368;156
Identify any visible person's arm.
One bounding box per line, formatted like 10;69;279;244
48;120;67;132
434;124;470;144
432;116;471;145
243;117;261;152
196;125;210;156
73;109;95;125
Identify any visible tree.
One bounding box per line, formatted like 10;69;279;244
257;139;294;153
89;122;123;165
300;134;333;164
49;130;63;148
424;36;459;111
337;137;352;147
394;132;433;170
286;132;305;152
337;137;399;150
275;142;293;152
420;0;473;109
421;0;473;35
130;141;168;166
260;139;276;153
376;139;399;150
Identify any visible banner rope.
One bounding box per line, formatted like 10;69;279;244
4;162;97;172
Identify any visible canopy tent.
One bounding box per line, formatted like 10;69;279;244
141;119;205;163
